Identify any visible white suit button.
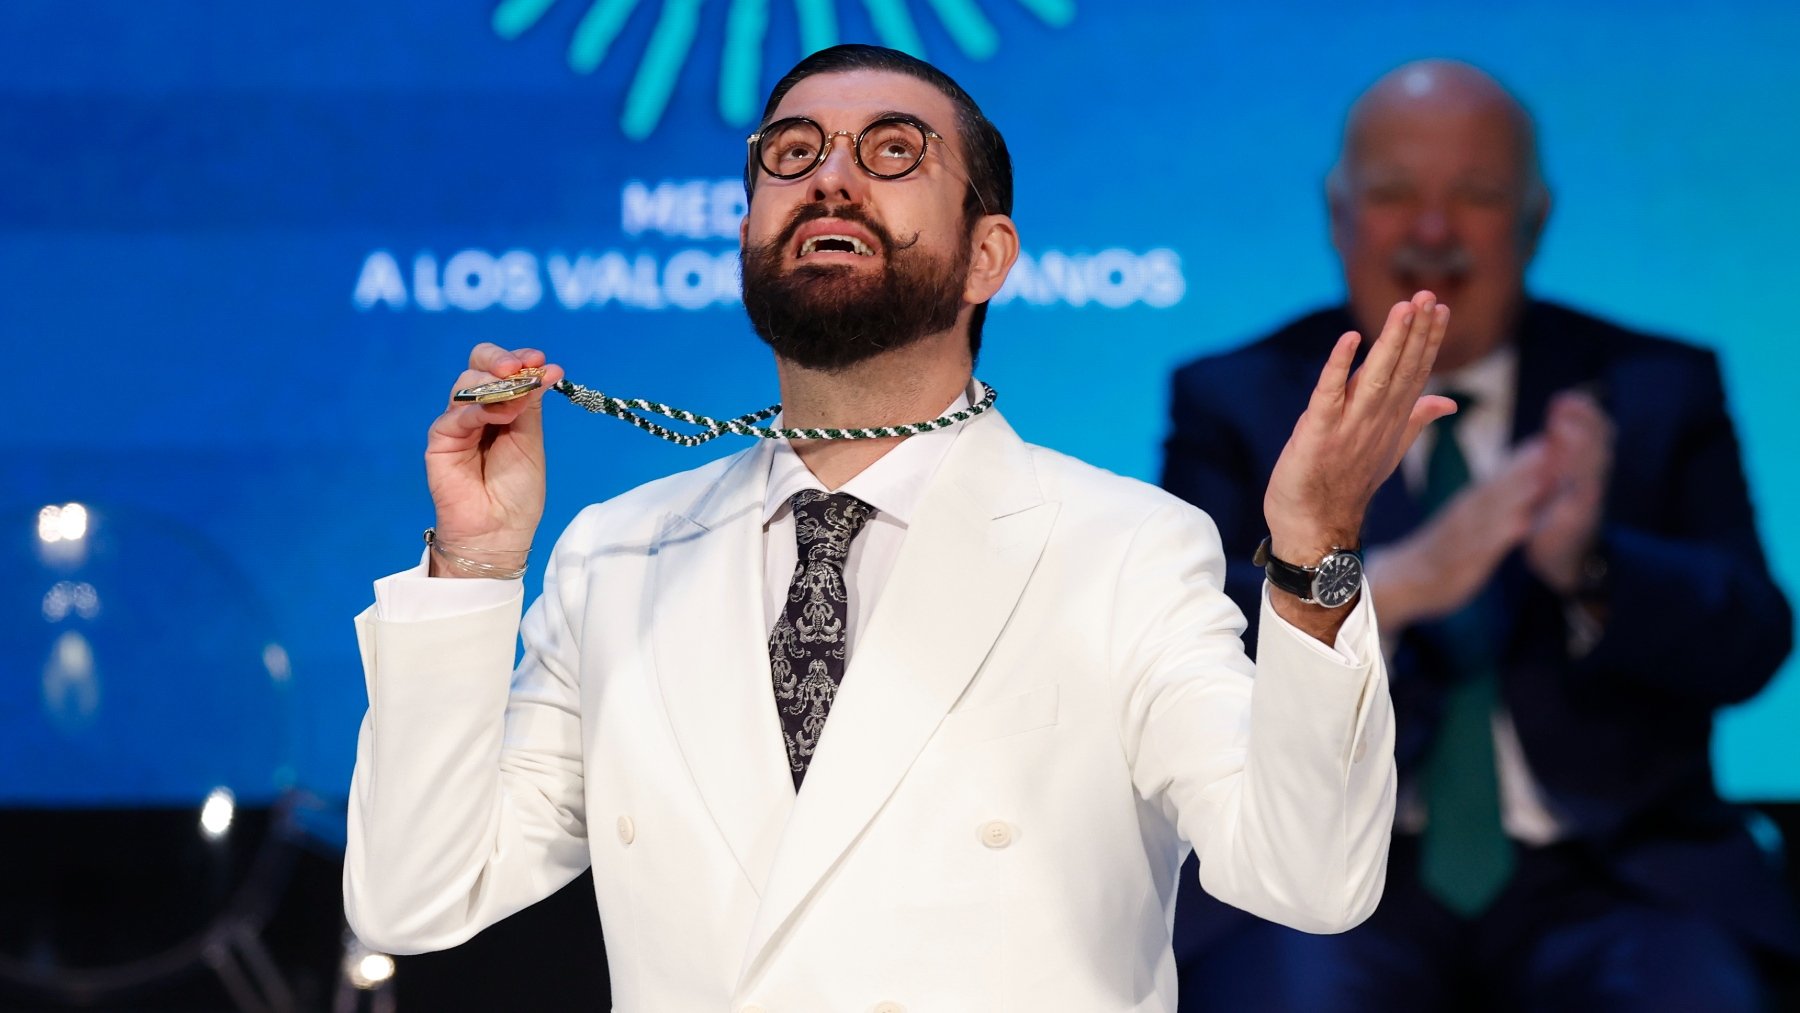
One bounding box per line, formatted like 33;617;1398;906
617;815;635;846
871;1003;905;1013
979;820;1013;849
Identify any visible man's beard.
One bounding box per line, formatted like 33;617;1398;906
741;202;970;372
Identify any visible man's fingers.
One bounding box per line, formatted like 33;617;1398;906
1544;393;1614;481
1348;292;1438;426
1308;331;1361;414
1395;293;1444;386
1355;299;1418;393
1416;392;1458;428
466;342;546;379
429;404;491;449
1398;291;1439;390
434;360;564;441
1549;395;1612;442
1418;302;1450;379
1386;394;1458;473
1501;437;1551;483
431;400;530;442
448;368;487;399
502;363;566;438
1548;387;1604;417
468;342;509;371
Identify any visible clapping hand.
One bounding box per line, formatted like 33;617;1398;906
1526;389;1613;595
1364;439;1551;630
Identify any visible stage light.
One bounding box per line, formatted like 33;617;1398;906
343;939;397;990
262;643;291;683
42;581;101;622
356;953;395;987
41;630;100;727
37;503;89;543
200;787;236;840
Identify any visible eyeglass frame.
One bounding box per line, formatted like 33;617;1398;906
743;113;990;217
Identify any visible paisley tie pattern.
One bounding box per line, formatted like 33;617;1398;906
769;490;876;790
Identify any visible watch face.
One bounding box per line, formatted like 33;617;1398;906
1310;552;1364;608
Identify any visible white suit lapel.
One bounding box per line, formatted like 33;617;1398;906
650;441;796;895
738;410;1060;985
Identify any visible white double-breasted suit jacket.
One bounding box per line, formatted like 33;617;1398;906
345;406;1396;1012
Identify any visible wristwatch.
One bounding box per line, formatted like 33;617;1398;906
1254;536;1364;608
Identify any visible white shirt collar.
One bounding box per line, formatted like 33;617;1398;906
1402;340;1519;490
1428;341;1517;408
762;388;972;529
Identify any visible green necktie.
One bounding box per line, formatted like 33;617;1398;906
1416;394;1517;917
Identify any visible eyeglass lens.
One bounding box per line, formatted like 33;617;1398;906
757;118;929;181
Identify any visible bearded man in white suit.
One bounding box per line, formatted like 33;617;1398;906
345;44;1456;1012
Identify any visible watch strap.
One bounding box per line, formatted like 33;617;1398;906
1254;536;1319;599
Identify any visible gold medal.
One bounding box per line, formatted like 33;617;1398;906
453;367;546;404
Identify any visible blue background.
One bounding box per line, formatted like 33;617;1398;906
4;1;1796;814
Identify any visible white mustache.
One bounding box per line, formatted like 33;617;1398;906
1391;245;1473;279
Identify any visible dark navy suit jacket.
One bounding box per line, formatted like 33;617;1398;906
1162;299;1799;957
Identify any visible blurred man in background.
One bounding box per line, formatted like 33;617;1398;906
1162;59;1798;1011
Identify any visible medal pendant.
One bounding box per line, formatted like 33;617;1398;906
453;367;546;404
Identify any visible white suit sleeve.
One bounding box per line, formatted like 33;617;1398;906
1115;503;1395;934
370;552;522;623
344;536;592;954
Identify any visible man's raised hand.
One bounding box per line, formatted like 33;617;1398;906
1262;292;1457;630
424;343;565;578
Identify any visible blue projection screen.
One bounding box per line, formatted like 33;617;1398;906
3;1;1797;810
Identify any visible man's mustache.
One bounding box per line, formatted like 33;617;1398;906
768;201;922;256
1391;244;1473;280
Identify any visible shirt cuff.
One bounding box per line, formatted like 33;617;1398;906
372;549;525;623
1259;580;1374;668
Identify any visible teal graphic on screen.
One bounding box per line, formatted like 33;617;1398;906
491;0;1075;136
2;1;1796;808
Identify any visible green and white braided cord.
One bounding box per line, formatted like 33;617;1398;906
552;379;997;447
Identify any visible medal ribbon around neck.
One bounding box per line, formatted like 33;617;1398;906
549;378;997;447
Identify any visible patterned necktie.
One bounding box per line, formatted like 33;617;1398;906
768;490;876;791
1417;392;1517;916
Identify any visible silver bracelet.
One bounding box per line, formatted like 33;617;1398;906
423;527;529;580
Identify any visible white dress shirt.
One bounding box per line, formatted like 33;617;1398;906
1396;343;1567;845
759;392;969;655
